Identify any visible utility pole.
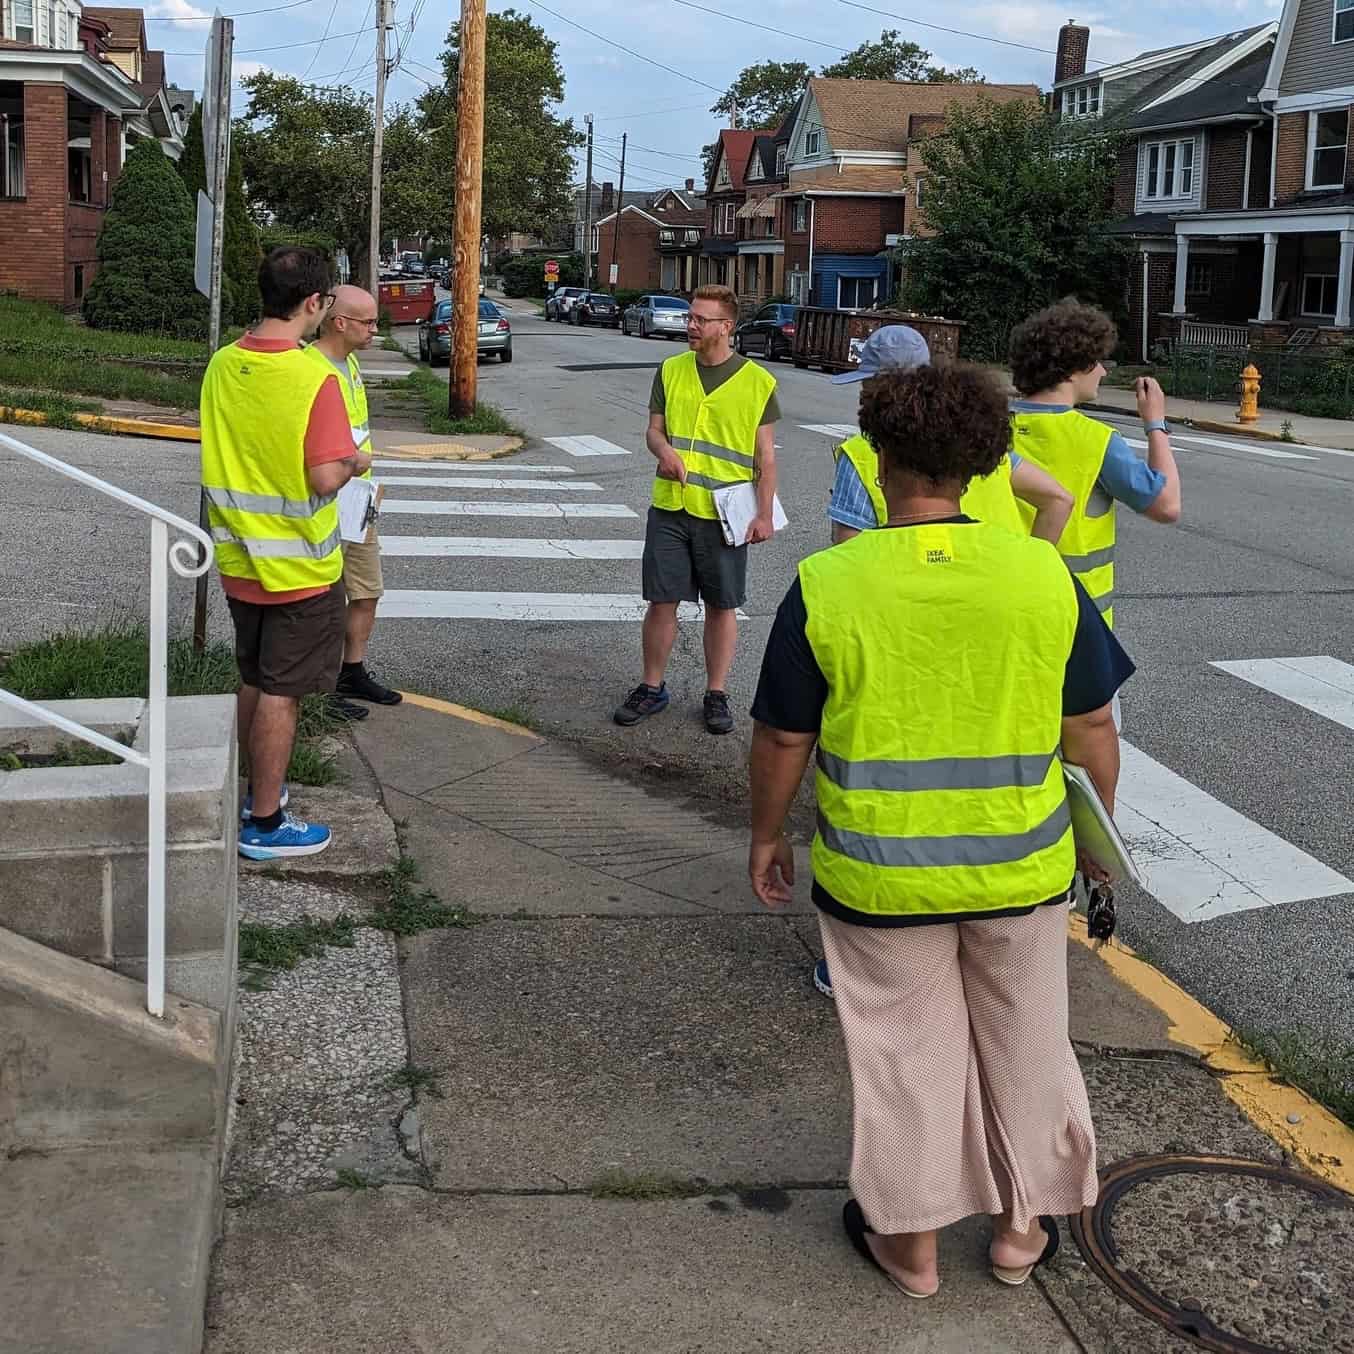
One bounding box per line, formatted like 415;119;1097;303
581;113;594;290
193;14;233;651
448;0;486;418
367;0;389;289
608;132;626;291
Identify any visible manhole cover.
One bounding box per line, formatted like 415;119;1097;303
1070;1154;1354;1353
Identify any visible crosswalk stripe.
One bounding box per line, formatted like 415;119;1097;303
380;591;742;621
372;460;578;473
801;423;857;440
380;536;644;559
1116;740;1351;922
380;499;637;518
545;435;632;457
376;476;600;492
1124;434;1316;462
1211;655;1354;734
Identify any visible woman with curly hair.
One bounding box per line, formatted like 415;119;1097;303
747;361;1132;1298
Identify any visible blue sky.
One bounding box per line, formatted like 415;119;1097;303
156;0;1283;194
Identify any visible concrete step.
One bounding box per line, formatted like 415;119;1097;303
0;1142;218;1354
0;925;227;1153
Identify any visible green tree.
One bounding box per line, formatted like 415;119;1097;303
900;99;1127;360
414;8;582;240
708;59;812;130
178;105;262;326
83;139;222;339
819;29;979;83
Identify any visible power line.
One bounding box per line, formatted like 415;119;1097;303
313;0;373;86
594;101;709;121
298;0;343;79
166;26;368;55
145;0;325;20
665;0;848;53
834;0;1056;56
596;134;703;163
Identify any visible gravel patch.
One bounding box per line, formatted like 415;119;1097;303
226;878;418;1202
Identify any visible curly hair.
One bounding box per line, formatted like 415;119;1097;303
857;361;1010;490
1008;299;1117;396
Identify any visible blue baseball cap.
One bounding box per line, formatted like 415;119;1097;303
831;324;931;383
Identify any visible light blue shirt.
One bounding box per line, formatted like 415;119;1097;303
827;446;1023;531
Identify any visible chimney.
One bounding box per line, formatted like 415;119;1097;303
600;181;615;215
1055;20;1090;84
685;178;695;192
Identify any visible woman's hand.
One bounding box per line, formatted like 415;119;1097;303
749;834;796;909
1077;849;1111;884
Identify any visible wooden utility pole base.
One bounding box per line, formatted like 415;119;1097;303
449;0;486;419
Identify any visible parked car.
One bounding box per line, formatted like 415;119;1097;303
622;294;691;339
417;298;513;365
734;303;799;362
545;286;586;321
572;292;620;327
404;258;426;277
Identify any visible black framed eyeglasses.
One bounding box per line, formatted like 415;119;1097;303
336;314;380;328
321;291;337;308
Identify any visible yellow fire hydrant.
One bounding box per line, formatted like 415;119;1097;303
1237;363;1261;424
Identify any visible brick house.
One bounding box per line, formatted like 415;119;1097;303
777;77;1040;310
594;182;705;294
0;1;187;307
1057;4;1354;358
699;127;761;292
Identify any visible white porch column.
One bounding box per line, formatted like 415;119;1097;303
1337;230;1354;328
1173;234;1189;314
1257;232;1278;323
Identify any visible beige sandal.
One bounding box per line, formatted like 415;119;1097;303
991;1216;1059;1286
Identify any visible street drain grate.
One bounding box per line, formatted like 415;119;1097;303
555;362;662;372
1069;1154;1353;1353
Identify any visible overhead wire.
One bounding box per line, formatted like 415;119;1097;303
298;0;343;79
145;0;327;20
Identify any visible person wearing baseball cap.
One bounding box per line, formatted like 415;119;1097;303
811;325;1074;1002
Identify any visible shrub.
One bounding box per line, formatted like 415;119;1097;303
501;251;583;297
83;140;225;340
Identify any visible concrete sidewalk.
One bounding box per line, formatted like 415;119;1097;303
205;697;1354;1354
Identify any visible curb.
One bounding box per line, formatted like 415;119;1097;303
1069;912;1353;1196
398;690;539;737
1;405;200;443
1082;403;1352;451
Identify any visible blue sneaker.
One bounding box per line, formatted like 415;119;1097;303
241;783;289;822
813;958;834;999
613;682;670;726
238;811;331;860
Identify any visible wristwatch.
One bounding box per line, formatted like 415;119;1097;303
1142;418;1169;435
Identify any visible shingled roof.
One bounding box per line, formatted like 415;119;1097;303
84;6;146;50
709;129;761;193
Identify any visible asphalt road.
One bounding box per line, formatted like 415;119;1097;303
4;306;1354;1069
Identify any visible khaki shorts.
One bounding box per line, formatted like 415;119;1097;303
342;524;384;601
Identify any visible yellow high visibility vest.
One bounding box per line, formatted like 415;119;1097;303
200;343;343;592
835;434;1024;533
305;345;372;476
802;522;1078;920
652;351;776;520
1011;408;1116;626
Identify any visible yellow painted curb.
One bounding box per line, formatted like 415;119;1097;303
375;438;524;462
398;690;539;737
0;405;200;443
1069;912;1353;1195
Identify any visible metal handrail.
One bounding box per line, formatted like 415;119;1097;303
0;429;213;1019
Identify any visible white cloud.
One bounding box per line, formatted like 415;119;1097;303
144;0;212;20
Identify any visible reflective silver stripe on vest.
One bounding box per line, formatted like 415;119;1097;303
1095;591;1113;614
212;525;342;558
673;436;757;470
351;422;371;445
1061;544;1116;572
817;801;1071;870
817;747;1057;792
686;469;752;492
204;486;337;518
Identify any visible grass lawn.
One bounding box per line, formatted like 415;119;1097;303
0;386;102;429
387;367;521;437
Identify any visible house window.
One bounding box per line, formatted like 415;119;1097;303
1308;110;1348;190
1061;84;1101;119
1143;138;1195;200
913;176;926;208
805;126;821;156
13;0;35;42
838;275;878;310
775;145;786;176
660;229;675;245
791;199;808;233
1302;273;1338;317
1;113;23;197
68;144;90;203
720;202;735;234
590;224;599;254
73;264;84;299
1336;0;1354;42
1185;260;1212;297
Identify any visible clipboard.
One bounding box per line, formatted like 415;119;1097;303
1063;762;1143;886
338;478;382;543
712;482;788;546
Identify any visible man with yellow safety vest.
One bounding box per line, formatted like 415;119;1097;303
305;284;403;716
614;283;779;736
201;247;370;860
1007;300;1182;631
826;326;1074;546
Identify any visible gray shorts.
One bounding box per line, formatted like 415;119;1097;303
642;507;748;610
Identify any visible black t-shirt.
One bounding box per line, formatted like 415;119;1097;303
749;518;1135;925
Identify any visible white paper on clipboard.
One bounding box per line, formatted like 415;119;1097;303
338;478;377;542
712;482;788;546
1063;761;1143;886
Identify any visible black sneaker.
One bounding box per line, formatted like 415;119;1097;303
703;689;734;735
614;682;671;726
327;694;370;722
337;662;403;706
